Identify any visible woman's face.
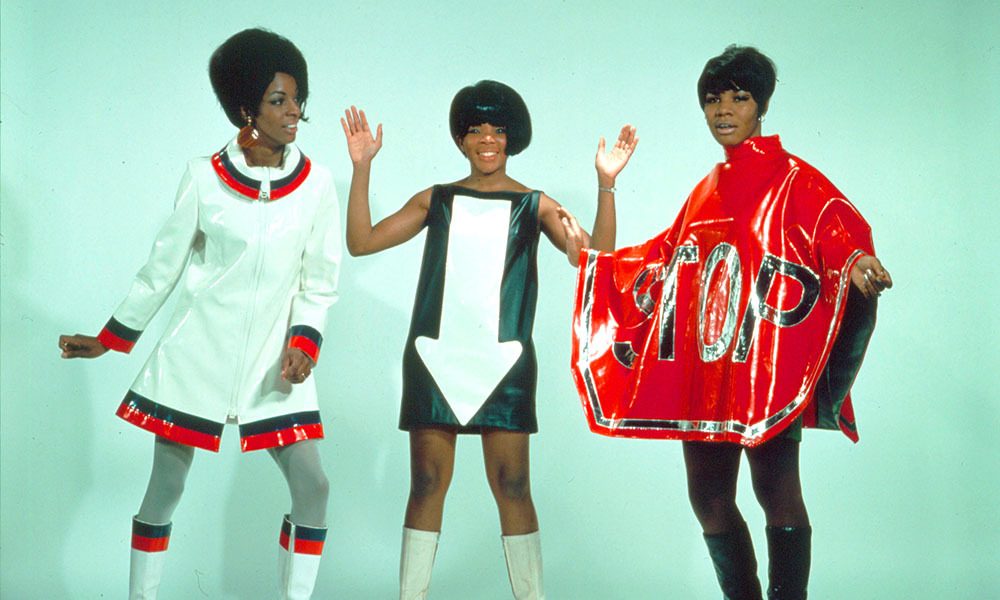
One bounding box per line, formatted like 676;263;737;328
703;89;762;147
460;122;508;174
249;72;302;149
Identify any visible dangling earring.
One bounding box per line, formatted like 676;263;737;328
238;114;259;148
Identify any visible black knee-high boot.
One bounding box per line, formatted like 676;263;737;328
765;526;811;600
703;520;763;600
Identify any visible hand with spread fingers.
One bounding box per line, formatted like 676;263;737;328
281;347;314;384
595;124;639;184
59;334;108;359
341;105;383;166
850;255;893;299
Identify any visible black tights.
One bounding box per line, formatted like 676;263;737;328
683;438;809;535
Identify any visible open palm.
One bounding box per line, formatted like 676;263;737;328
341;105;383;165
596;124;638;180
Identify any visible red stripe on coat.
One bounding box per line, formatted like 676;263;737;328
97;327;136;353
211;153;259;199
279;530;290;551
288;336;320;363
240;423;324;452
117;403;222;452
270;159;312;200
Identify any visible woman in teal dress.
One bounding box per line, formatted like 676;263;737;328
341;81;635;599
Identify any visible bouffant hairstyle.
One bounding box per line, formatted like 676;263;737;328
697;45;776;116
449;80;531;156
209;28;309;127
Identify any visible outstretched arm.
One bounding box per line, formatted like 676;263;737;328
590;124;638;252
341;106;428;255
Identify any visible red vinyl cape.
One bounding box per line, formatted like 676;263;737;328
571;136;878;447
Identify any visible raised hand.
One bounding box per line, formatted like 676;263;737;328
59;334;108;359
596;124;638;184
557;206;591;267
341;105;383;165
850;255;893;299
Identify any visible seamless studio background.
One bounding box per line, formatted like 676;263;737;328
2;1;997;598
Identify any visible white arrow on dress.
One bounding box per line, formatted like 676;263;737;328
415;194;523;426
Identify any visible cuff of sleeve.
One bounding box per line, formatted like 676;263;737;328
288;325;323;363
97;317;142;353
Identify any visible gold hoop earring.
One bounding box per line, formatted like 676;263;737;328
238;114;259;148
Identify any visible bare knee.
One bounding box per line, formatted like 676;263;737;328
491;464;532;503
410;462;450;501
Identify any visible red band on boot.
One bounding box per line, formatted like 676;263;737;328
132;533;170;552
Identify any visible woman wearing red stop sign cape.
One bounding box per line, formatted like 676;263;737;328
563;46;892;599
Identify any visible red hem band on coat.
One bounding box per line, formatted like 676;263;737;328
97;317;141;353
117;391;224;452
241;423;324;452
288;325;323;363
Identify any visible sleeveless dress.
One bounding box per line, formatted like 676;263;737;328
400;185;541;433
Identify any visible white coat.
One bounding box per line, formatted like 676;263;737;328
98;139;341;451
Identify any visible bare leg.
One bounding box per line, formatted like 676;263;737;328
483;429;544;599
481;429;537;535
403;427;457;531
269;439;330;527
399;428;455;599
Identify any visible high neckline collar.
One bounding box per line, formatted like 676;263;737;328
224;138;300;175
723;135;783;163
211;139;311;201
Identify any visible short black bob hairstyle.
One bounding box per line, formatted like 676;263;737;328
449;80;531;156
209;28;309;128
697;45;776;116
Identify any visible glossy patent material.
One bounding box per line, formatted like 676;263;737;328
401;186;541;433
102;138;342;452
571;136;877;446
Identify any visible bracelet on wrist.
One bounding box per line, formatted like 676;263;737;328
598;186;616;194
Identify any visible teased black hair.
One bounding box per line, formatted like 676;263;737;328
697;45;776;115
209;28;309;128
449;80;531;156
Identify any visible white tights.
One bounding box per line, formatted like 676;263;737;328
136;436;329;527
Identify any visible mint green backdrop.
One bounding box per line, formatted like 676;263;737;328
2;1;997;598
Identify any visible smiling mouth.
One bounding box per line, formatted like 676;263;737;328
478;151;498;159
715;123;736;134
